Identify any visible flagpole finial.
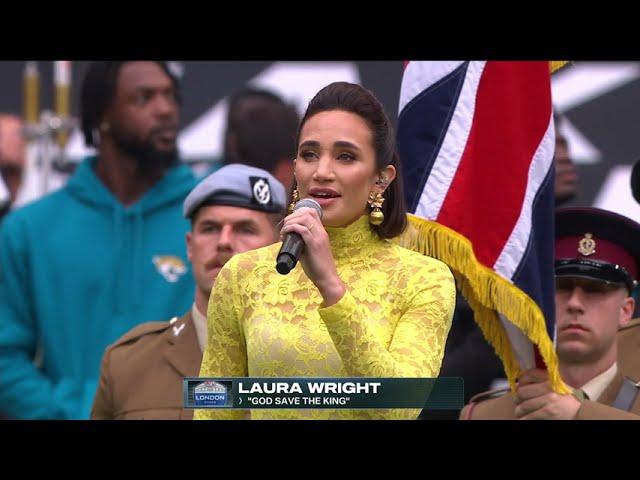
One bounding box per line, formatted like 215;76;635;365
550;61;570;74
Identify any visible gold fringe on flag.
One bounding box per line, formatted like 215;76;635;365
393;214;572;395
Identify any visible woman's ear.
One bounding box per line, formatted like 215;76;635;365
376;165;397;193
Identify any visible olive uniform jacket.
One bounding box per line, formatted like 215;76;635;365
619;319;640;380
91;312;201;420
460;369;640;420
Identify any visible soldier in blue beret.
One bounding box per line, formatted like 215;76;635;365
92;164;286;419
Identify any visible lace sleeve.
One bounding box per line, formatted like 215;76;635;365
194;259;248;420
318;259;455;419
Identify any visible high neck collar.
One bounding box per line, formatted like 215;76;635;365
325;215;382;260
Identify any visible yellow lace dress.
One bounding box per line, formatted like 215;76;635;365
195;215;455;419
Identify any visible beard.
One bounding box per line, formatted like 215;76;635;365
110;123;179;177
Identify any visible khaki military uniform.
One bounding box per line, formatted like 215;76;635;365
619;318;640;380
91;312;202;420
460;369;640;420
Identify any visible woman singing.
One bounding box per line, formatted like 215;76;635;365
195;82;455;419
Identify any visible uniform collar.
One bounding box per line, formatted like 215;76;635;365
164;311;202;378
581;362;618;402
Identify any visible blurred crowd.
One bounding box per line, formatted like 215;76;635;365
1;61;638;421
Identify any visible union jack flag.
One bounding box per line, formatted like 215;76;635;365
396;61;570;393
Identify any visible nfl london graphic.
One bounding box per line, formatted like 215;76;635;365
193;380;232;407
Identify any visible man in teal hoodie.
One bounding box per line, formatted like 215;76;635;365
0;61;197;419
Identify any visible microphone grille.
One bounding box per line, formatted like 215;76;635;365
293;198;323;219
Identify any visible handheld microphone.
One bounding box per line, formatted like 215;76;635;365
276;198;323;275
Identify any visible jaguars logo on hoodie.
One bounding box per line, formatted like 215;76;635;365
153;255;187;283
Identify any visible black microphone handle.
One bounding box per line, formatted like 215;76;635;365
276;232;306;275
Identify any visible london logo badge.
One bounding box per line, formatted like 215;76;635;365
194;380;230;407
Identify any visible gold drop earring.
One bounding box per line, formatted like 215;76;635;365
368;191;384;225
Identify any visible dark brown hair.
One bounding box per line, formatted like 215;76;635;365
294;82;406;239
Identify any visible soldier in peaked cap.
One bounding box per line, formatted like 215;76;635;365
91;164;286;419
461;207;640;420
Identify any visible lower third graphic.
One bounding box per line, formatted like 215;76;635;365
193;380;232;407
